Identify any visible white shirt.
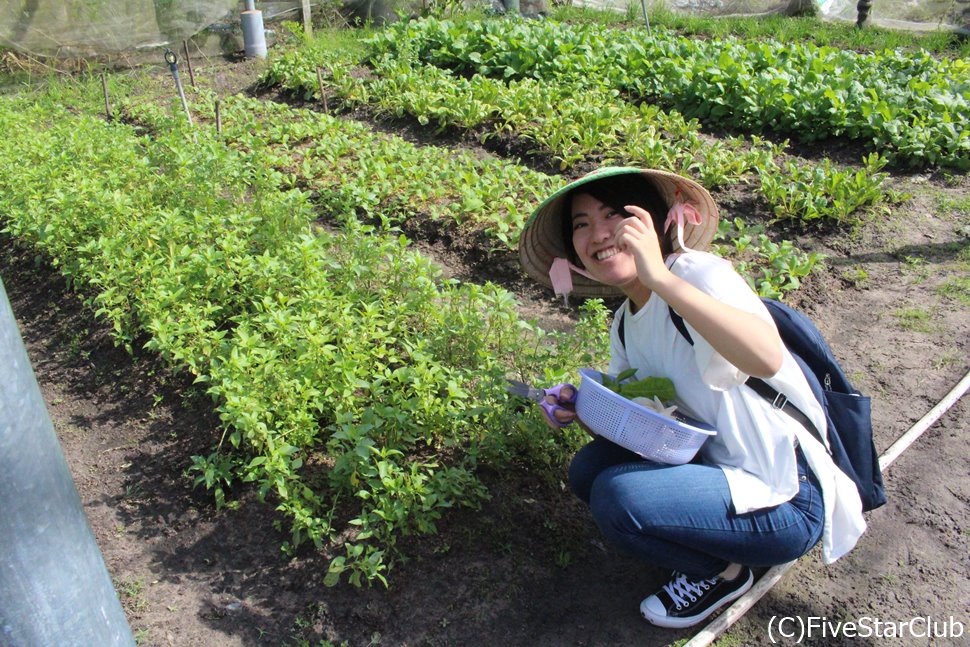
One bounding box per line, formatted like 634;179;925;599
607;252;866;563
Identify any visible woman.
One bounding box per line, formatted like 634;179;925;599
519;168;866;629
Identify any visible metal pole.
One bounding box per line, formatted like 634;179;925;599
101;72;112;121
164;49;194;127
0;278;136;647
640;0;652;37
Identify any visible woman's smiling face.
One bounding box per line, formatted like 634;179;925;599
570;192;639;288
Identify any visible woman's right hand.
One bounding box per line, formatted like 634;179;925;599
543;385;577;428
613;204;672;291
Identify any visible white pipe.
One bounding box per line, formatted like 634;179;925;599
879;369;970;470
684;367;970;647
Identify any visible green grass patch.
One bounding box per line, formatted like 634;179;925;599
936;275;970;304
934;192;970;219
894;307;934;332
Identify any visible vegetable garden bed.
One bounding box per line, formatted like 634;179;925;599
1;9;968;646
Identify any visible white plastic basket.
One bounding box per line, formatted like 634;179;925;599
575;368;717;465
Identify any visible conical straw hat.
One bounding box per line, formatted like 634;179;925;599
519;167;720;298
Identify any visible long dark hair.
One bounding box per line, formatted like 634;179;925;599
560;174;672;267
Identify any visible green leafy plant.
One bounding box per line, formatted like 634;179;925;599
713;218;824;298
0;87;612;587
368;16;969;169
757;153;890;225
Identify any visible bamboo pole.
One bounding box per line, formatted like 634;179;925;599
215;99;222;135
100;72;111;121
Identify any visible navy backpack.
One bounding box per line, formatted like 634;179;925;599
619;299;887;512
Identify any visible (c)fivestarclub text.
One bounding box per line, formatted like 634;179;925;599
767;615;965;643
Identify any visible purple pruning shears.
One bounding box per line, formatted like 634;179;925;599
506;380;578;427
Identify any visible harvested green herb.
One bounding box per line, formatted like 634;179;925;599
602;369;676;403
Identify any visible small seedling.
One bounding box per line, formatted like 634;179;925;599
841;266;870;287
114;576;149;612
933;350;962;370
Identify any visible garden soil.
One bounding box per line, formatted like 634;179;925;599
2;56;968;647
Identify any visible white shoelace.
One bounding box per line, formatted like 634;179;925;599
663;572;718;609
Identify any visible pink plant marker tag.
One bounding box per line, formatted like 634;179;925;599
664;192;703;252
549;257;574;300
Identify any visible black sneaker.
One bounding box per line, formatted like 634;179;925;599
640;566;754;629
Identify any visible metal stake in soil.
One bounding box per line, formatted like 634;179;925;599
640;0;652;36
164;48;193;127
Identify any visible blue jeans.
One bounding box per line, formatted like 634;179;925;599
569;437;824;579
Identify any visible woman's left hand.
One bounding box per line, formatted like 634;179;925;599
614;205;671;289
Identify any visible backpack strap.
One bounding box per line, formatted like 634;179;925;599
668;306;693;345
616;261;829;450
617;304;626;351
667;306;827;448
745;377;824;446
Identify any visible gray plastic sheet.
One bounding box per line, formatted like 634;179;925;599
0;277;134;647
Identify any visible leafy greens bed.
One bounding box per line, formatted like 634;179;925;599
264;21;896;228
0;94;606;585
366;17;970;170
121;86;821;299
